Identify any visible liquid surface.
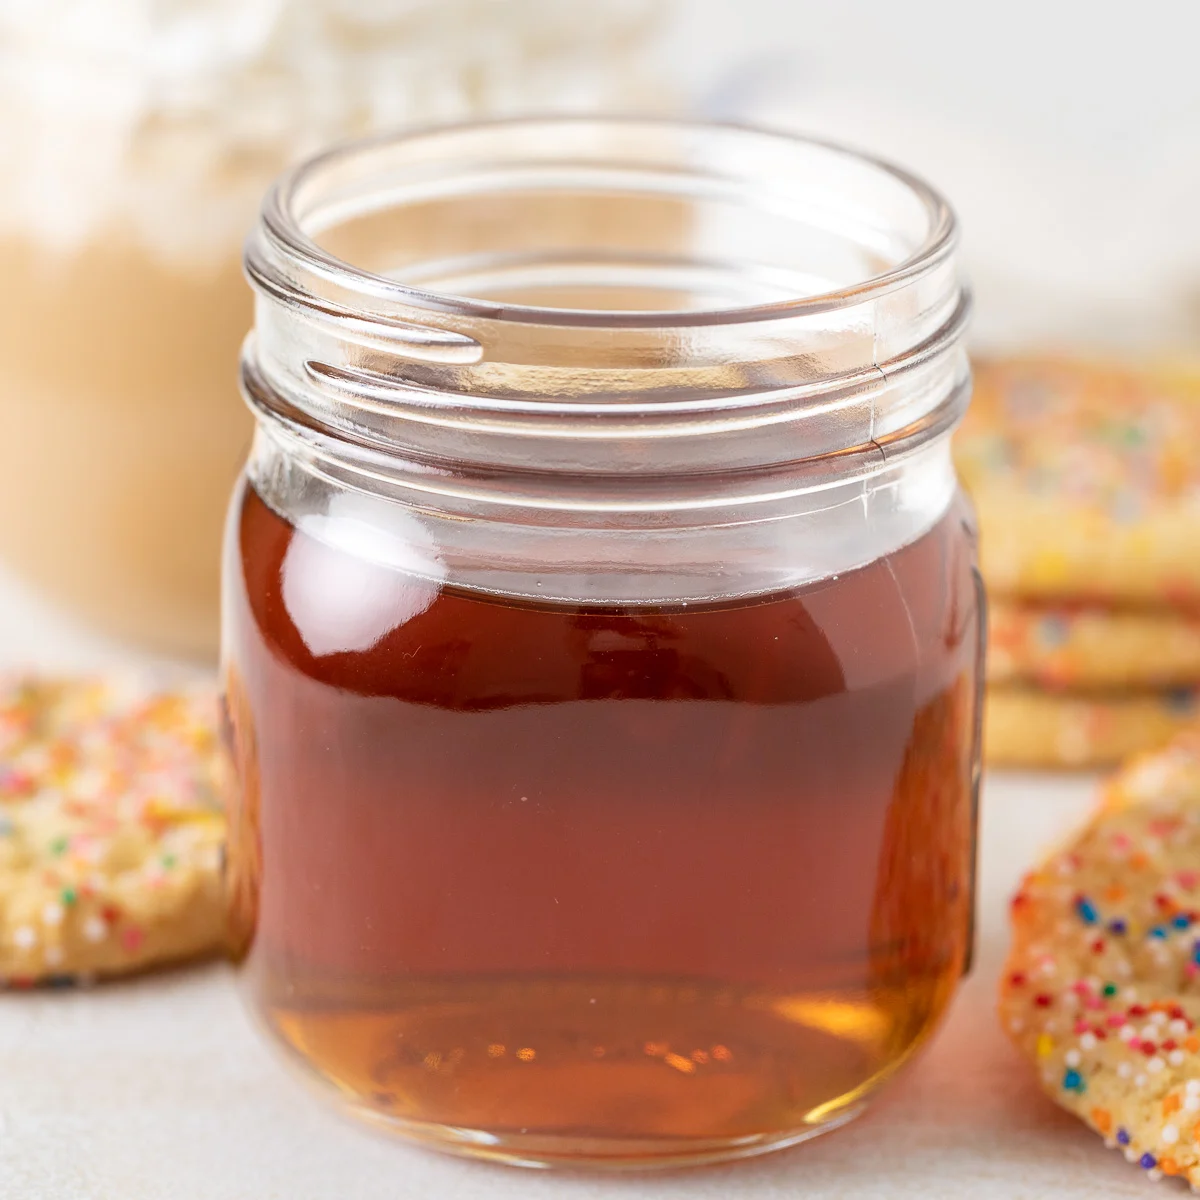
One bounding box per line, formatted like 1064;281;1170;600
223;483;982;1166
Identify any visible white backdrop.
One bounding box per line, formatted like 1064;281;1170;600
670;0;1200;350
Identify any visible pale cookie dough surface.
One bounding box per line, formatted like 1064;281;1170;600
0;676;225;983
956;358;1200;607
985;686;1199;769
989;601;1200;689
1105;731;1200;813
1000;735;1200;1186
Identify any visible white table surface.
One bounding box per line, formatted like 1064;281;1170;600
0;565;1161;1199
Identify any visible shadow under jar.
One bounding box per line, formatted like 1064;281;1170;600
221;118;984;1170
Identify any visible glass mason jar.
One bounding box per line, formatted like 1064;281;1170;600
222;118;983;1169
0;3;662;656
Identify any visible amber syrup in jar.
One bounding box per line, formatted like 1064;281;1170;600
223;479;981;1167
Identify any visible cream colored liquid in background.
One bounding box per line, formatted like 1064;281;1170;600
0;1;667;656
0;238;251;655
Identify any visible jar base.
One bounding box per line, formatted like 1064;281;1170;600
343;1096;868;1171
253;970;948;1170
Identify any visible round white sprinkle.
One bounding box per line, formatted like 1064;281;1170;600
1186;1079;1200;1095
1171;1050;1187;1066
12;926;36;950
1163;1124;1180;1145
41;903;64;927
1148;1057;1166;1074
1065;1049;1082;1067
1118;1062;1133;1078
1170;1019;1189;1037
1148;1168;1163;1182
1142;1025;1159;1041
1120;1025;1138;1042
43;945;63;967
16;747;49;776
1080;1032;1098;1051
82;916;107;944
1124;1147;1139;1162
1152;1011;1169;1027
1184;1094;1200;1112
1136;1073;1148;1087
71;769;105;801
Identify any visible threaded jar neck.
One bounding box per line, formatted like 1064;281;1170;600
242;117;968;517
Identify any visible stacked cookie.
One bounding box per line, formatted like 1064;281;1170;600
956;358;1200;768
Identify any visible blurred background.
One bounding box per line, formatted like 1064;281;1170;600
1;0;1197;664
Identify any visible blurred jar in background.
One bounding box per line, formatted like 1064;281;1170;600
0;0;666;657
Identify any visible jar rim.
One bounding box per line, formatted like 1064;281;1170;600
261;114;958;330
243;114;970;520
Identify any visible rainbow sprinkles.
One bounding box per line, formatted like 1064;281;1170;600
0;676;225;985
1002;730;1200;1184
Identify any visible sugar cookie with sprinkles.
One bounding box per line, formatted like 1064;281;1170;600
1001;732;1200;1186
955;358;1200;607
989;602;1200;690
0;675;225;984
985;685;1200;769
